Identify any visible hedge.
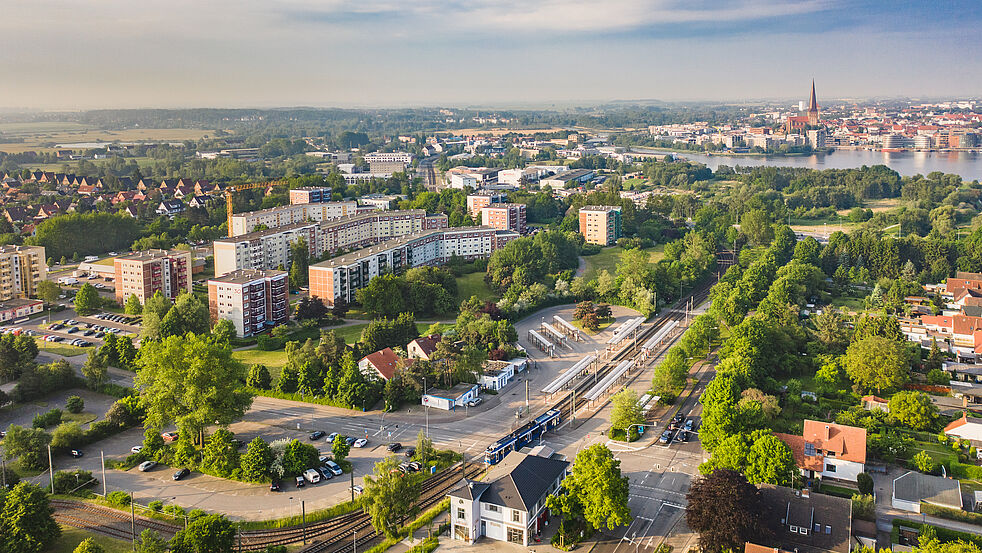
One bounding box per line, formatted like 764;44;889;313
920;502;982;525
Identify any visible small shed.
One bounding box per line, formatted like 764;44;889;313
422;383;479;411
892;471;963;513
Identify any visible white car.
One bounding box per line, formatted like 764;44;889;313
131;446;143;454
303;468;321;484
138;461;157;472
353;438;368;448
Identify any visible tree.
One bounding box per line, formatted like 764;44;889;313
81;350;108;389
579;311;600;332
295;296;328;322
135;333;253;442
124;294;143;315
913;450;936;474
845;336;910;393
65;395;84;414
414;430;435;464
211;319;236;344
201;429;239;478
141;290;172;341
73;283;100;315
50;422;84;451
160;292;211;339
72;538;105;553
1;425;52;470
686;469;764;553
170;514;236;553
115;336;138;369
610;389;644;440
331;434;351;464
740;209;774;246
547;444;631;536
35;281;60;305
745;433;796;486
363;456;421;538
281;440;318;476
241;437;273;482
135;529;169;553
289;237;310;290
889;391;939;431
857;472;874;495
246;364;272;390
0;482;61;553
852;493;875;521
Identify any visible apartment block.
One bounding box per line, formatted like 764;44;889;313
289;187;332;205
208;269;289;338
481;203;527;234
310;226;518;306
229;201;358;236
213;210;448;276
368;160;409;175
578;205;622;246
363;152;413;164
0;245;46;300
114;249;192;304
467;192;507;217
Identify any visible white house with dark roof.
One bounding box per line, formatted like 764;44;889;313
448;452;568;546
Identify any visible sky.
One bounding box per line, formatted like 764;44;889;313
2;0;981;110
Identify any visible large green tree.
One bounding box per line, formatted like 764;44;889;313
685;469;764;553
0;482;61;553
73;283;100;315
35;281;61;306
288;237;310;290
169;514;236;553
200;429;239;478
1;425;52;470
889;391;939;431
364;456;421;537
240;437;273;482
845;336;910;393
610;389;644;440
135;333;253;440
547;444;631;538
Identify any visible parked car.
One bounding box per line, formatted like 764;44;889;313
345;436;355;446
408;461;422;472
679;430;690;442
324;460;343;476
295;476;305;487
404;447;416;459
353;438;368;448
303;469;321;484
309;431;325;440
350;485;364;495
466;398;483;407
327;432;340;442
684;419;694;431
161;431;179;443
130;446;143;454
270;480;281;492
318;467;335;480
397;463;411;474
387;443;402;452
71;449;83;458
138;461;157;472
173;468;190;480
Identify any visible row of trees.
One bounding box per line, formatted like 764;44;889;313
355;267;458;318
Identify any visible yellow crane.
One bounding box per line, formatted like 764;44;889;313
224;180;289;237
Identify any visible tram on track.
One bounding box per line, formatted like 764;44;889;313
484;409;562;465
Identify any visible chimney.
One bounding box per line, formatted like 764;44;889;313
825;425;831;439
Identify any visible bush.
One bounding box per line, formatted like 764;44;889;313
927;369;949;385
857;472;874;495
851;494;875;521
52;469;96;495
32;408;62;429
187;508;207;520
148;500;164;512
106;491;132;507
65;395;84;414
163;504;186;517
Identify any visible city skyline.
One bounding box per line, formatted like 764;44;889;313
2;0;981;110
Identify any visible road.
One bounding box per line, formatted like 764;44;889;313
418;156;440;190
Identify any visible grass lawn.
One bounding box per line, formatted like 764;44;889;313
456;272;498;303
829;294;866;313
90;257;115;266
62;411;99;425
581;245;665;281
44;525;132;553
572;316;615;336
37;341;89;357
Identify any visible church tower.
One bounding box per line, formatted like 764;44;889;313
807;80;820;125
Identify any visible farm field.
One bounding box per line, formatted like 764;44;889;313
0;125;213;154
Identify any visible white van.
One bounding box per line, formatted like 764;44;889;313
303;468;321;484
58;277;79;286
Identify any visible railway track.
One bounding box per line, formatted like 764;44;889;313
50;498;180;542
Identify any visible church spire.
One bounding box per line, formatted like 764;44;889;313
809;79;818;111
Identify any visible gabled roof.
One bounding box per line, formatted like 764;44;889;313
447;479;490;502
409;334;442;358
476;452;569;512
944;413;982;433
802;420;867;464
362;347;400;381
758;484;851;553
775;432;823;472
893;471;962;510
953;315;982;336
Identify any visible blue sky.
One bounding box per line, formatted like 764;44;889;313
1;0;979;109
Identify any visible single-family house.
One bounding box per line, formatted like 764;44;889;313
156;199;186;217
358;347;400;381
747;485;853;553
944;413;982;444
407;334;442;361
861;395;889;413
776;420;867;482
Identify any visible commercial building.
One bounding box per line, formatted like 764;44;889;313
422;383;479;411
578;205;622;246
207;269;289;338
358;194;403;210
309;226;518;306
229;201;358;236
481;203;527;234
363;152;413;165
0;245;46;300
0;298;44;322
467;192;507;217
213;210;446;276
113;249;192;304
289;187;332;204
539;169;595;189
448;451;569;546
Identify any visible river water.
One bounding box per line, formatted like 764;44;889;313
632;147;982;181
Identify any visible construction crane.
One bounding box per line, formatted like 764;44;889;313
224;180;289;237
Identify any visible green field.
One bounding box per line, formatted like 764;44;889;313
456;272;498;303
37;341;89;357
581;245;665;281
44;525;132;553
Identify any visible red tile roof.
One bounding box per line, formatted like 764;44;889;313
362;347;399;381
802;420;867;464
774;432;824;472
409;334;442;358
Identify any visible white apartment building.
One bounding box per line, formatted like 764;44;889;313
229;201;358;236
363;152;412;164
448;452;569;546
309;226;518;306
214;210;444;277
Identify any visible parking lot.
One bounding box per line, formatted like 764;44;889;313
7;310;141;349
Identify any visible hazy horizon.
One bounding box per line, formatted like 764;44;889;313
3;0;981;111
